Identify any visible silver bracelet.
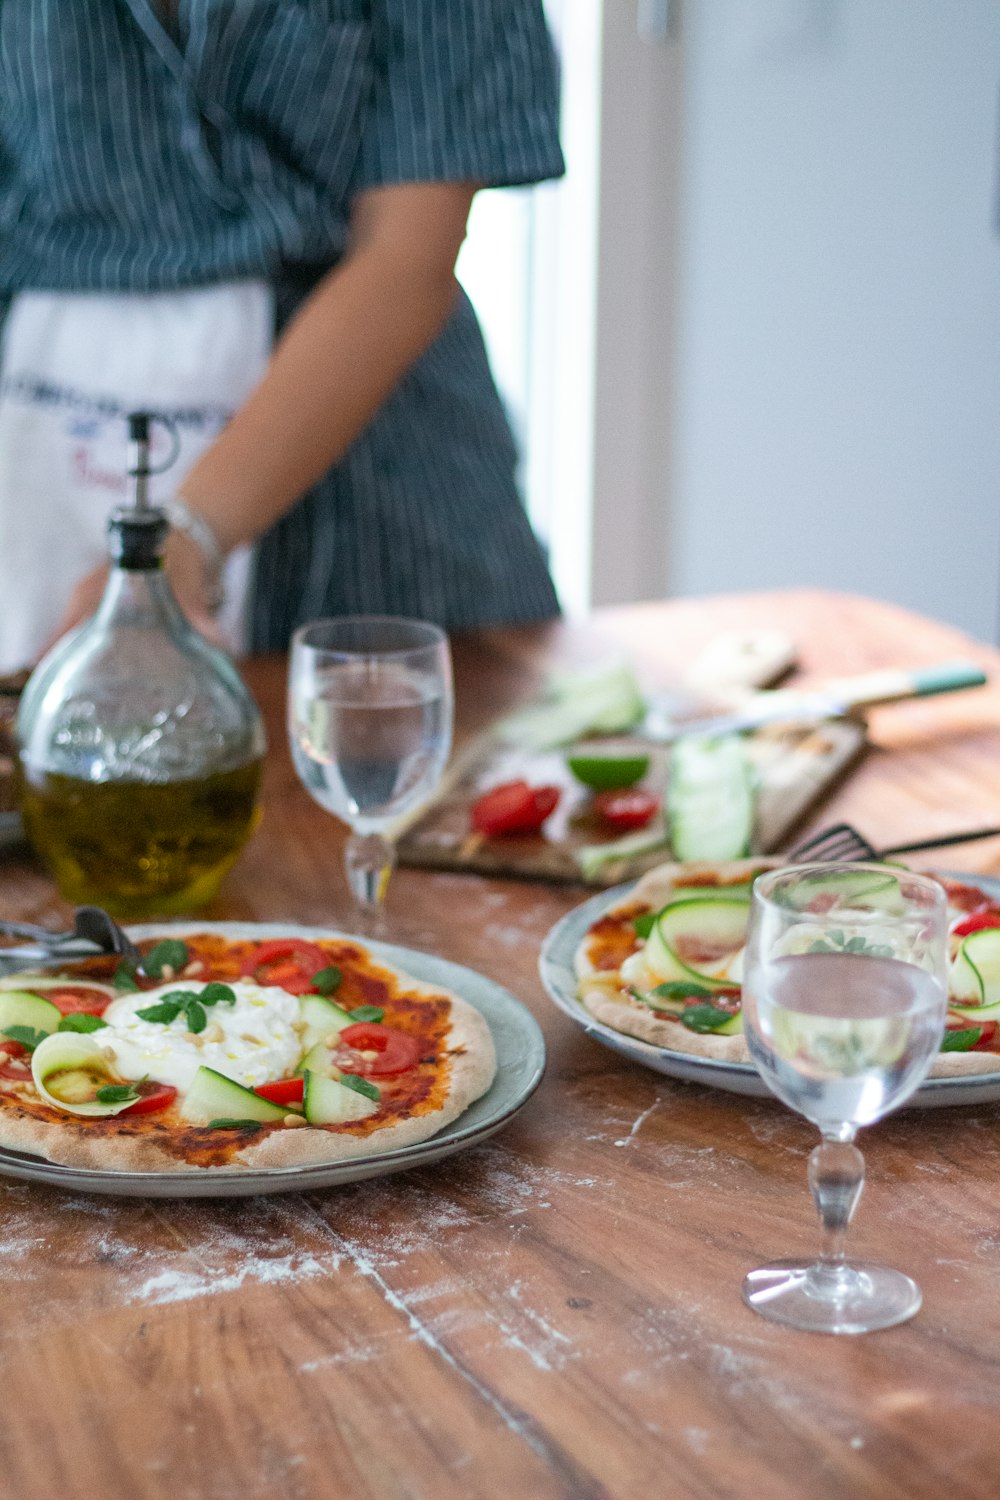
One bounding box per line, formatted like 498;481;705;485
164;497;227;613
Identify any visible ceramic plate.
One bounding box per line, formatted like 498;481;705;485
0;922;545;1197
539;871;1000;1109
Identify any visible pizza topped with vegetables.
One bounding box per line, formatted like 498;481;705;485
575;859;1000;1077
0;926;496;1172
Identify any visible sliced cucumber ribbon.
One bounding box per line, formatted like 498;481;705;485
31;1033;137;1117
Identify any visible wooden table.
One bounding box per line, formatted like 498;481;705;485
1;589;999;1500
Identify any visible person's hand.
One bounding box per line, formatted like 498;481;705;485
42;529;224;658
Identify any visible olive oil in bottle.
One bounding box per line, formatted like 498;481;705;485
16;414;266;917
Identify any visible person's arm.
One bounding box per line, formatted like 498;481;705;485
54;180;478;638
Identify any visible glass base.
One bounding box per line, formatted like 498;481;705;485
742;1258;922;1334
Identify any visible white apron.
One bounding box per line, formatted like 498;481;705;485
0;282;273;673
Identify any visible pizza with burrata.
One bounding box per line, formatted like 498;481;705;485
0;928;496;1172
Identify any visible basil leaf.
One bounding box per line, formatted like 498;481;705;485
112;963;141;993
142;939;189;978
680;1004;736;1034
312;966;342;996
157;989;203;1008
58;1014;108;1033
136;1000;183;1025
206;1118;263;1132
652;981;714;1000
200;983;236;1008
633;912;657;940
338;1073;380;1102
95;1084;140;1105
349;1005;384;1024
184;1000;207;1035
940;1028;983;1052
2;1025;48;1052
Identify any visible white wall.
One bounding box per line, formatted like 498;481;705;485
670;0;1000;642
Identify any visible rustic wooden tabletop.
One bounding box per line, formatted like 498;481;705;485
1;589;999;1500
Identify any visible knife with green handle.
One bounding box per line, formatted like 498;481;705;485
640;660;987;742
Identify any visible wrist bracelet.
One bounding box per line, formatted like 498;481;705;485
164;498;227;614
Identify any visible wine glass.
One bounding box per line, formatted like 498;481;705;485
288;617;453;916
740;863;949;1334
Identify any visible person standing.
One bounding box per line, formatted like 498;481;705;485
0;1;564;670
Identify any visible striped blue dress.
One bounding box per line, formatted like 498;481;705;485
0;1;564;648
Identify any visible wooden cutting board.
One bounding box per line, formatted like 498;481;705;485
397;629;868;885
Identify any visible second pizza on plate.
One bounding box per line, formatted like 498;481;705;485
575;859;1000;1078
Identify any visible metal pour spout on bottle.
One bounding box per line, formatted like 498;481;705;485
15;412;266;918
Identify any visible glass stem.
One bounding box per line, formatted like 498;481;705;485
807;1131;865;1295
344;832;395;909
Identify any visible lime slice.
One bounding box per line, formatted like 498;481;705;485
566;751;650;790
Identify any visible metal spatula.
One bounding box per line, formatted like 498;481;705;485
788;823;1000;863
0;907;140;965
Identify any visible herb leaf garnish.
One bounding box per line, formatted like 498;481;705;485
112;962;141;992
206;1118;263;1132
652;981;714;1001
680;1004;737;1034
349;1005;384;1024
338;1073;380;1102
200;983;237;1007
2;1025;49;1052
312;966;342;996
58;1014;108;1034
633;912;658;940
137;984;235;1035
95;1084;140;1105
940;1028;983;1052
136;1000;184;1025
808;932;894;959
142;939;190;979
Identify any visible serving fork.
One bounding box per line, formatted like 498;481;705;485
788;822;1000;864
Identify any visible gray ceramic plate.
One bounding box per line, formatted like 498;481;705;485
539;871;1000;1110
0;922;546;1197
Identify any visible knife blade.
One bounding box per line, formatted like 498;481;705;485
639;661;987;742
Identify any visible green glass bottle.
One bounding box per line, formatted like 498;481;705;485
17;414;265;917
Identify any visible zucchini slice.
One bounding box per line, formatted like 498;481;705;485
303;1070;380;1125
950;929;1000;1010
31;1033;136;1117
790;868;904;913
0;990;61;1039
644;897;750;988
299;994;353;1052
668;736;754;862
179;1066;287;1126
0;975;115;1000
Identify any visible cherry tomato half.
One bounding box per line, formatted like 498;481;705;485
43;986;113;1017
953;912;1000;938
592;788;659;832
335;1022;423;1076
121;1081;178;1116
241;939;330;995
254;1077;305;1106
0;1040;30;1080
471;781;560;836
973;1022;998;1050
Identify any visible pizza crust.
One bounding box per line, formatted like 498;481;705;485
0;949;498;1174
573;857;1000;1081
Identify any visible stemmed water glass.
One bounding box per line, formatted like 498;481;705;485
288;617;453;919
740;863;949;1334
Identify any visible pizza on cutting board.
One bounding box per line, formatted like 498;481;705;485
0;927;497;1172
575;859;1000;1077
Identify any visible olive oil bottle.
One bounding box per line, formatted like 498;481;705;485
17;414;265;917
